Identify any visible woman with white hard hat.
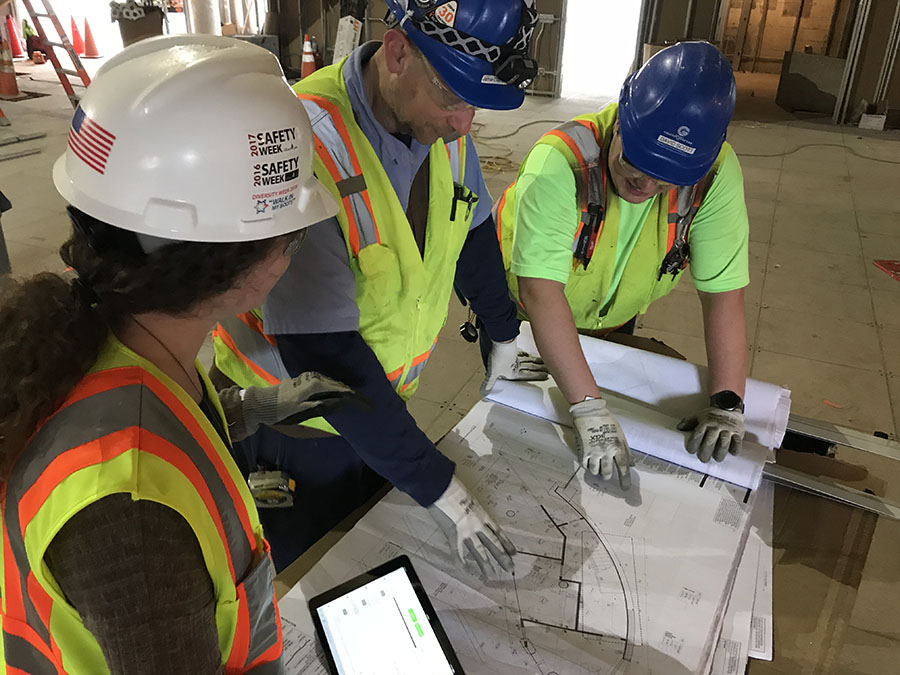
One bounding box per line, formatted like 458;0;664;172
0;35;351;673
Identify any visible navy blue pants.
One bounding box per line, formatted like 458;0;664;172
232;427;386;572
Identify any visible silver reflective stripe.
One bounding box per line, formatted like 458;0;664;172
242;556;280;668
556;121;604;219
219;315;290;382
447;139;464;184
668;185;700;227
301;98;378;251
3;633;57;674
3;380;254;655
402;356;431;388
401;342;437;388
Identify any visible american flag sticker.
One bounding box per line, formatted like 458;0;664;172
68;106;116;175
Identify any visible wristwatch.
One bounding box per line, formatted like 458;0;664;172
710;390;744;413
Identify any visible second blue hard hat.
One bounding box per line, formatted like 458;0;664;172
384;0;537;111
618;41;736;186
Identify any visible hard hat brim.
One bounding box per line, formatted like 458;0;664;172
408;27;525;111
53;154;341;243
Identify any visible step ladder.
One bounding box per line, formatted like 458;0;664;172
20;0;91;109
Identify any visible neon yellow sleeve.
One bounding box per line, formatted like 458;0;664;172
510;143;579;284
688;146;751;293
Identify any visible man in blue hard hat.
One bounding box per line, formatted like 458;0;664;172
213;0;548;574
493;42;750;490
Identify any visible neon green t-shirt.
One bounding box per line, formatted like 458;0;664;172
510;142;750;304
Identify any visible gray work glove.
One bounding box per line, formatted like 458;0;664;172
480;340;549;396
569;398;634;491
218;372;368;442
677;407;744;462
427;475;516;577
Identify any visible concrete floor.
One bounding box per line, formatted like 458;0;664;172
3;52;900;674
3;57;900;441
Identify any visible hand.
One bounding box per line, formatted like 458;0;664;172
480;340;548;396
569;398;634;490
427;475;516;576
218;372;370;441
677;407;744;462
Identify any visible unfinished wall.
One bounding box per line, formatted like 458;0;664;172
723;0;840;73
846;0;900;118
651;0;722;43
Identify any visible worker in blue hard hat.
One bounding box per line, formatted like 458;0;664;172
213;0;548;576
493;41;750;489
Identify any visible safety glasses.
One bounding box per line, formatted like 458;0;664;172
613;132;676;191
283;228;309;256
416;52;475;112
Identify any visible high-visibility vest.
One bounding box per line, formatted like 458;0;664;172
494;103;725;331
213;57;476;433
0;337;283;674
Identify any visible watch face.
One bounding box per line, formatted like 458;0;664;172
712;390;742;411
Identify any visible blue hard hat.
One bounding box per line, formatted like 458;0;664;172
384;0;537;111
618;41;736;186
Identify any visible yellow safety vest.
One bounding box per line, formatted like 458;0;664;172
213;57;476;433
495;103;725;331
0;337;283;674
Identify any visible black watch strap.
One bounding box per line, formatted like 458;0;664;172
710;390;744;413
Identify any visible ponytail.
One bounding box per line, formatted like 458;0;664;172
0;273;108;468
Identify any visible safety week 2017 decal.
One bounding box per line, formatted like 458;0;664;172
247;125;301;217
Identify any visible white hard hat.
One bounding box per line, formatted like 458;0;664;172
53;35;338;243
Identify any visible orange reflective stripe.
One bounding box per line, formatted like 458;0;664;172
385;365;404;385
16;427;241;582
312;135;362;255
213;323;281;386
298;93;379;254
247;592;283;670
297;94;364;176
49;366;140;417
666;190;678;251
495;184;511;247
226;582;251;672
237;312;277;348
547;129;590;214
411;343;435;369
144;374;258;558
1;620;59;673
25;573;63;664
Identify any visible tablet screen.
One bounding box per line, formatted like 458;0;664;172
315;566;456;675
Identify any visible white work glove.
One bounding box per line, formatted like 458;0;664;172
569;398;634;490
427;475;516;576
480;340;549;396
218;372;369;442
677;407;744;463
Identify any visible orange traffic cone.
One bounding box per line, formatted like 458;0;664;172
301;34;317;79
5;16;25;59
0;41;26;100
0;106;10;126
82;19;101;59
70;17;84;56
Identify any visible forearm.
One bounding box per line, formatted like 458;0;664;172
518;276;601;404
699;288;747;398
454;215;519;343
275;331;455;506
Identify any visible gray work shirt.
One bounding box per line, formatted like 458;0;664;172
262;41;494;335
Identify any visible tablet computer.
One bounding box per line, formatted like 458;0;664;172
308;555;464;675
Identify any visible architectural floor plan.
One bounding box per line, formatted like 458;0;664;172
279;400;758;674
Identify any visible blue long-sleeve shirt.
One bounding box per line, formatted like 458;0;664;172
274;212;517;507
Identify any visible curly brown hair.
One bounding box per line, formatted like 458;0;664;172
0;208;281;471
